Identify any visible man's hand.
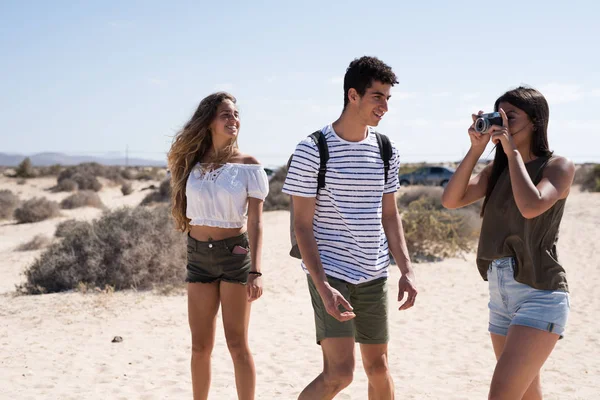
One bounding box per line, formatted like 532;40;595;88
318;282;356;322
398;272;417;311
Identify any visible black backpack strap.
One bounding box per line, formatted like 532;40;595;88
374;132;393;184
309;130;329;192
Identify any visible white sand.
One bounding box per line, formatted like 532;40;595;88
0;176;598;399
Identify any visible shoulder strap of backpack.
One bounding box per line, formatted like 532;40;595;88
374;132;392;184
309;130;329;191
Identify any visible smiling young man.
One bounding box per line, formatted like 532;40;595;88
283;56;418;399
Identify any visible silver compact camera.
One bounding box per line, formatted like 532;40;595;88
475;112;503;134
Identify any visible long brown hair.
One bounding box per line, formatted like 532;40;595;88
168;92;238;232
481;87;553;216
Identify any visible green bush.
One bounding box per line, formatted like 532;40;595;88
19;205;186;294
14;197;61;223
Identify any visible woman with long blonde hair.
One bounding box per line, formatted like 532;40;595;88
168;92;268;400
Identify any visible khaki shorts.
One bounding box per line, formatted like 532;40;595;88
307;274;389;345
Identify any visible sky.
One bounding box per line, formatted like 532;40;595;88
1;0;599;167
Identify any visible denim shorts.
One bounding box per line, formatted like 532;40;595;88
186;232;251;284
487;257;570;338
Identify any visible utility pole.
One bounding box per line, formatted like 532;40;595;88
125;145;129;167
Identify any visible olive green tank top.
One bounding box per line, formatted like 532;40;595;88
476;156;568;291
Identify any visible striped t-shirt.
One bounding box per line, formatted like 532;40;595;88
282;124;400;284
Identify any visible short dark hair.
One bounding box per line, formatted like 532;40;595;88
343;56;399;108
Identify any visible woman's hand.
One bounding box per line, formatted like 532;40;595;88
246;273;263;302
469;110;491;151
489;108;517;155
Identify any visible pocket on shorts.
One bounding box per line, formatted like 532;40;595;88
226;235;250;256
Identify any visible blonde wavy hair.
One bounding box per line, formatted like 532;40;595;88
168;92;238;232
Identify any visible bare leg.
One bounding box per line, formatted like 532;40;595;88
491;333;543;400
298;337;355;400
360;343;394;400
188;282;220;400
220;281;255;400
489;326;559;400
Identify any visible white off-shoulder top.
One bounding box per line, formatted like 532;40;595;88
186;163;269;228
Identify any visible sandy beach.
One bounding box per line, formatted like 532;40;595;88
1;175;598;399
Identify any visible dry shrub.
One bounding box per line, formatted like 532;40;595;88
35;164;63;177
100;165;125;184
15;157;35;178
264;166;289;211
60;191;105;209
135;170;155;180
141;178;171;205
402;199;481;261
14;197;61;223
135;167;165;181
0;189;20;219
573;165;591;185
17;179;27;185
399;185;482;214
398;186;481;261
55;219;89;237
398;163;426;176
121;169;137;180
57;169;102;192
56;178;78;192
19;205;186;294
577;164;600;192
54;162;130;192
398;186;444;210
121;182;134;196
17;235;52;251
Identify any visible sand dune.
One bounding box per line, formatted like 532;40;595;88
1;176;598;399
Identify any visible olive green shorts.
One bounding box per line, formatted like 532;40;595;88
307;274;389;345
186;232;251;284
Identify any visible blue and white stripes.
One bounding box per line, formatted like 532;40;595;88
283;125;400;284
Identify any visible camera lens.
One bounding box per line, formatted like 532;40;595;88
475;118;488;133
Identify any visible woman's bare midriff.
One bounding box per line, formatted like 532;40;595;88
189;225;247;242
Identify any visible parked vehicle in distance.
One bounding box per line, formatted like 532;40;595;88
399;166;455;187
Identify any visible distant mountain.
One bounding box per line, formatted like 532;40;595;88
0;152;166;167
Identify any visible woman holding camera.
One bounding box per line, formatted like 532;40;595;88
442;87;574;399
168;92;269;400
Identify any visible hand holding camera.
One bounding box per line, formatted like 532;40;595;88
468;110;492;151
469;108;516;155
